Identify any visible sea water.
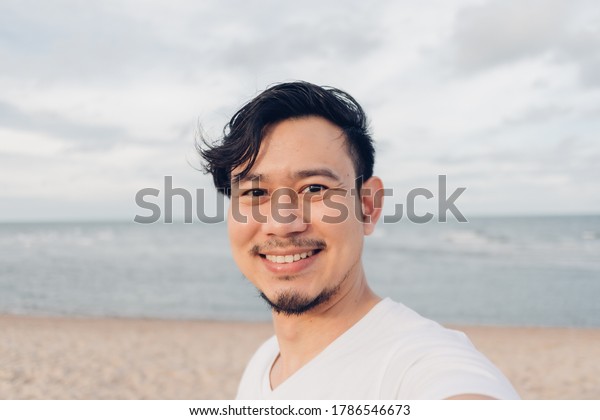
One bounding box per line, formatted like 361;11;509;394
0;216;598;327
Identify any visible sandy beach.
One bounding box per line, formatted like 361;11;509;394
0;315;598;399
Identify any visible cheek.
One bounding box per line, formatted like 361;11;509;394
320;196;365;241
227;206;254;254
306;194;361;225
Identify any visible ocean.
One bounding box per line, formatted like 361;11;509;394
1;216;599;327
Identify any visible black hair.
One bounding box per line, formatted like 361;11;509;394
198;81;375;196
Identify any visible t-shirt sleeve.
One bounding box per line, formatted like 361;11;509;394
389;329;520;400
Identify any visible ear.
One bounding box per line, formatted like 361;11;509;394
360;176;384;235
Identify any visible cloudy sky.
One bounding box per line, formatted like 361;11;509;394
1;0;599;221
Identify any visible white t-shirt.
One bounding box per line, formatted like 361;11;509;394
236;298;519;399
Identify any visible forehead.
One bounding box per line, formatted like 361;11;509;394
232;116;356;182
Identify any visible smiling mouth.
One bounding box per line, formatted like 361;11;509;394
259;249;322;264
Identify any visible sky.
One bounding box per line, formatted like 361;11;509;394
1;0;599;221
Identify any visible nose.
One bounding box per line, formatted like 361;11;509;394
261;188;308;237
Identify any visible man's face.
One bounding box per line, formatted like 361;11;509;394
227;116;378;315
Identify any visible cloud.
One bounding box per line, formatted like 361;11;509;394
0;1;197;85
214;5;385;73
0;0;389;88
502;104;572;126
434;133;600;185
0;99;129;151
557;25;600;87
1;0;599;219
445;0;600;87
449;0;568;69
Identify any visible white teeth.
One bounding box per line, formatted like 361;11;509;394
264;250;317;264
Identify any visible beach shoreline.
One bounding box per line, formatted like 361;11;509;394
1;315;598;399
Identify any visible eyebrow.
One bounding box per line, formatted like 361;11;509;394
231;172;261;185
232;168;341;185
295;168;341;182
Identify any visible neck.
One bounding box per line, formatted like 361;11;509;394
269;268;380;388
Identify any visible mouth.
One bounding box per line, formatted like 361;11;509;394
259;249;322;264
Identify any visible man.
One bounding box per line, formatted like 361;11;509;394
200;81;519;399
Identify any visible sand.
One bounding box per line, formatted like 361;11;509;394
0;315;598;399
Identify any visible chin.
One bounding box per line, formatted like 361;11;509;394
259;284;340;316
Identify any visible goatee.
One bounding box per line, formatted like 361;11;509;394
259;285;340;316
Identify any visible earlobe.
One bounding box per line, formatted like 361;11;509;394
360;176;384;235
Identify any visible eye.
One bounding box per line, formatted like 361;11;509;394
302;184;327;194
242;189;267;197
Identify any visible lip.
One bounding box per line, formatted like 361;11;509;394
260;249;321;274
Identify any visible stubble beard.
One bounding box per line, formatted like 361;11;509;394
251;239;361;316
252;237;337;316
258;266;355;316
259;284;341;316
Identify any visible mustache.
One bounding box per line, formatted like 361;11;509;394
250;238;327;256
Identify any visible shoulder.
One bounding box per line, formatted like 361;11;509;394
376;300;520;399
366;298;454;340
